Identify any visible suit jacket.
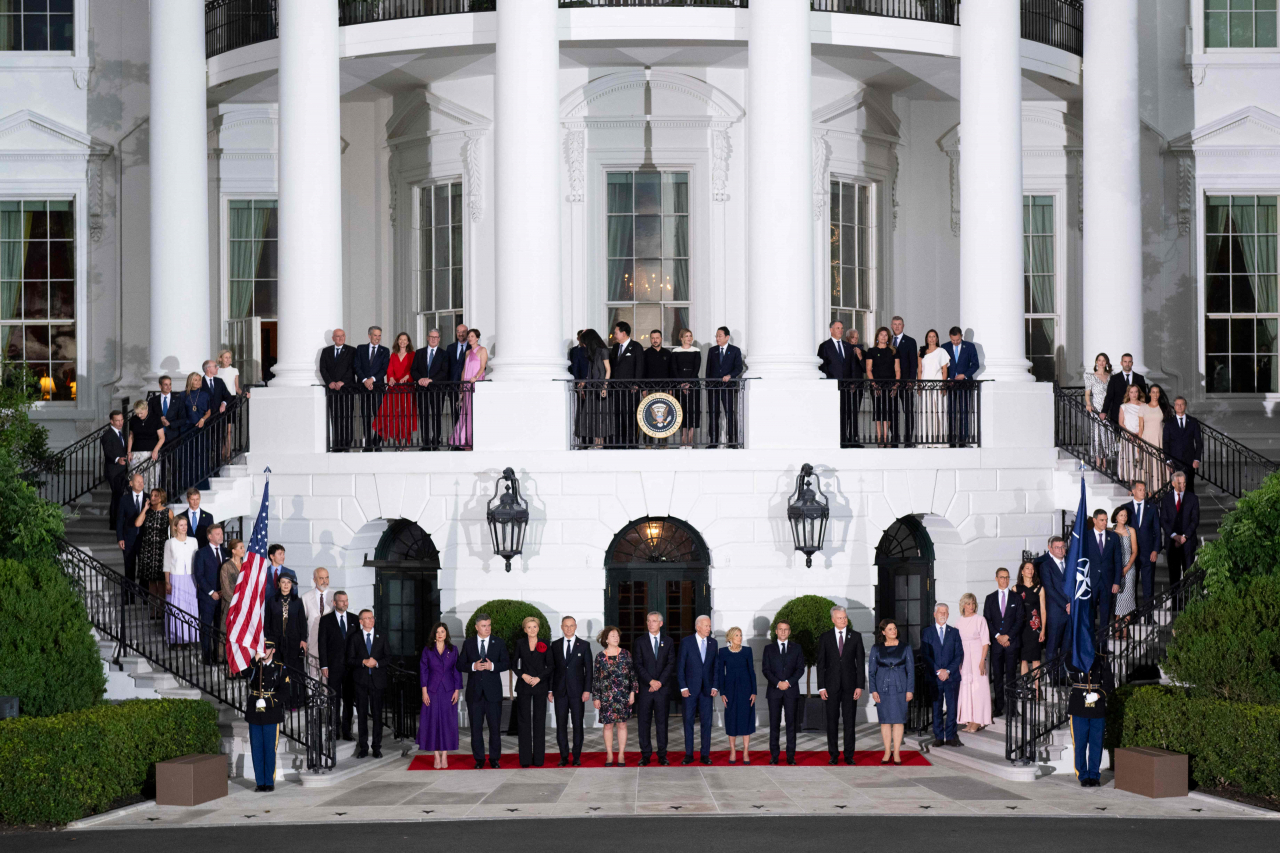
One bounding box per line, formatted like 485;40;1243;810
892;334;919;379
456;634;509;703
705;343;744;380
814;627;866;695
346;627;390;690
302;587;333;664
610;339;646;380
1081;527;1122;596
848;343;866;379
983;588;1025;647
817;338;853;380
1163;414;1203;467
642;346;672;379
261;563;288;607
116;489;149;550
1036;552;1070;620
319;343;357;388
318;609;358;673
920;624;964;686
632;631;675;688
1160;489;1200;542
1102;371;1148;423
551;635;593;698
1126;498;1162;557
569;345;590;380
192;542;228;604
199;374;234;412
101;427;127;476
512;638;554;696
446;341;472;382
176;507;213;549
353;343;391;388
676;634;718;696
145;391;186;437
409;345;449;385
761;641;806;698
941;340;979;379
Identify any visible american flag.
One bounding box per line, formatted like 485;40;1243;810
225;470;271;675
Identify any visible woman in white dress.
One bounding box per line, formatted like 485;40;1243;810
1119;384;1145;482
1082;353;1115;470
216;349;247;397
163;515;201;646
917;329;950;445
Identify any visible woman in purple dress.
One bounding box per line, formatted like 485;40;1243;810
418;623;462;768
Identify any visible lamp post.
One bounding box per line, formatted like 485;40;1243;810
786;463;829;568
486;467;529;572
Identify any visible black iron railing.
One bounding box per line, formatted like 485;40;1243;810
562;0;746;7
130;398;251;500
812;0;958;24
907;650;934;734
1197;420;1278;499
384;662;423;742
325;383;475;452
58;538;336;771
205;0;278;58
1021;0;1083;57
341;0;495;26
23;422;116;507
1054;385;1181;499
568;378;746;450
837;379;980;448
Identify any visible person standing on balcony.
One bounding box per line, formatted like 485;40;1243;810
1015;560;1046;680
1160;471;1200;599
609;321;646;448
669;329;701;447
320;328;357;450
218;538;246;660
411;328;449;449
845;326;866;444
216;350;247;463
101;410;128;532
450;329;487;450
1101;353;1147;425
354;326;390;452
262;544;288;608
1163;397;1203;494
918;330;949;445
641;329;672;446
372;332;417;448
705;326;743;448
1125;481;1162;617
941;327;979;447
575;329;613;448
818;319;854;445
446;322;471;382
890;316;919;446
862;327;900;448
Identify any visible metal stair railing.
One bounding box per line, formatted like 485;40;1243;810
383;662;423;743
58;538;336;772
1196;420;1278;499
23;423;115;507
130;398;251;500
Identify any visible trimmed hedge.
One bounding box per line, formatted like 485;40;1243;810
465;599;550;650
0;699;220;825
1200;470;1280;595
1117;685;1280;798
770;595;837;668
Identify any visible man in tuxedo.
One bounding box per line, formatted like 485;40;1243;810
609;320;646;447
1160;471;1200;597
192;523;228;665
116;472;148;601
706;326;744;448
146;375;186;441
456;613;509;768
346;609;390;758
920;603;964;747
302;567;333;679
1164;397;1204;493
1035;536;1070;661
320;328;357;450
1100;353;1147;424
890;316;919;446
677;615;718;765
816;606;865;764
353;326;390;451
632;610;674;766
1125;481;1162;615
318;591;357;740
1082;509;1122;644
262;544;288;608
101;411;128;531
200;359;234;415
410;328;449;449
983;567;1025;718
762;619;805;765
179;488;213;548
818;319;854;445
550;616;593;766
941;327;980;445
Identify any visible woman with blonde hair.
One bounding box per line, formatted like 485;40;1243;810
163;514;200;645
126;399;163;488
956;592;991;732
714;626;756;764
513;615;552;767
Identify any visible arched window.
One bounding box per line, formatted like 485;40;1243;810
605;516;709;651
874;516;935;648
367;520;440;662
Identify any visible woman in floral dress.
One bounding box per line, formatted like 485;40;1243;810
591;626;636;767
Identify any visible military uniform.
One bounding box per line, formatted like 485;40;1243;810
245;642;288;791
1068;651;1115;787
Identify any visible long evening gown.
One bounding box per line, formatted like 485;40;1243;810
417;644;462;751
956;613;992;726
450;348;484;448
372;352;417;445
1141;402;1167;490
163;536;200;645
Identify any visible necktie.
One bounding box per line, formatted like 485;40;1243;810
566;638;572;656
1176;492;1182;513
938;626;944;644
135;493;143;512
652;635;658;657
426;349;432;370
1000;591;1006;616
1135;502;1142;527
162;395;169;415
319;591;324;610
480;638;487;659
837;630;844;656
895;335;901;347
1098;532;1105;551
365;633;372;670
338;615;345;634
837;341;843;359
780;641;786;655
1179;417;1185;429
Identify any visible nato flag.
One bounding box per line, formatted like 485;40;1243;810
1064;478;1095;673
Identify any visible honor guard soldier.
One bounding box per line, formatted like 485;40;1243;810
1068;649;1115;787
245;639;287;792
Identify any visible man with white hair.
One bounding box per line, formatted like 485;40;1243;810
816;605;865;764
302;567;334;678
676;615;718;765
921;602;965;747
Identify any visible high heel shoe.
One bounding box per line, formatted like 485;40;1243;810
880;756;891;765
893;753;903;766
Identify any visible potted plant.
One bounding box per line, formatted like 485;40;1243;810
770;595;838;730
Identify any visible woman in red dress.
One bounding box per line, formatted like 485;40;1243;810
372;332;418;446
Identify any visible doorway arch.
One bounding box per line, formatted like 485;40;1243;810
874;515;935;648
604;516;710;652
365;519;441;665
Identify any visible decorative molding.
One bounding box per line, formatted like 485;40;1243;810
563;129;585;204
386;90;493;142
711;128;731;204
72;69;88;90
561;116;734;131
0;109;112;156
560;69;745;124
811;132;829;221
462;132;484;222
890;145;900;228
812;86;902;139
86;153;106;243
1168;105;1280;150
387;149;399;227
1067;150;1084;233
939;125;961;237
1177;154;1195;236
1188;65;1207;87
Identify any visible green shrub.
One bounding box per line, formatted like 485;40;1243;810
0;558;104;717
0;450;63;566
0;359;53;476
1119;685;1280;798
1164;572;1280;706
0;699;220;825
771;595;836;695
1199;470;1280;595
465;599;550;651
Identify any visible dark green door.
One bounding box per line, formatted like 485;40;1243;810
373;567;440;668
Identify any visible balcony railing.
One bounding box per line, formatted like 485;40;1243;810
568;378;746;450
560;1;746;7
812;0;958;25
325;383;476;452
837;379;981;449
205;0;278;59
1021;0;1083;57
340;0;495;26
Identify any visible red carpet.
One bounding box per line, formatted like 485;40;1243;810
408;750;929;770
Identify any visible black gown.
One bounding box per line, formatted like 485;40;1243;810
669;348;702;428
265;593;309;708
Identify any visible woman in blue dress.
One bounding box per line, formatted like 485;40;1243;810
714;626;756;764
868;618;915;765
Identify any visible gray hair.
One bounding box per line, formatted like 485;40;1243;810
202;359;216;372
561;615;576;624
368;325;382;335
830;606;847;617
934;602;950;614
474;612;491;624
428;328;441;337
646;611;663;621
1171;470;1187;481
695;614;711;626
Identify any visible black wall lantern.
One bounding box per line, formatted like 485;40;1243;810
786;463;829;567
486;467;529;572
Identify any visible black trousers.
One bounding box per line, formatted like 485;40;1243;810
824;688;857;759
990;641;1018;715
358;389;383;448
554;692;586;760
635;688;670;759
1166;536;1197;608
122;543;139;603
106;465;127;531
329;667;355;738
198;595;217;662
708;387;738;446
354;683;384;752
767;690;800;760
515;689;548;767
467;695;503;762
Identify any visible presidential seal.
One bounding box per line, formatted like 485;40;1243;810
637;392;682;439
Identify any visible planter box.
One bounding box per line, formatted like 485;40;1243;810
156;753;227;806
1114;746;1188;798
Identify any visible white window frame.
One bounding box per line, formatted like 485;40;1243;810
827;174;878;343
1021;191;1066;383
412;177;467;346
219;195;279;324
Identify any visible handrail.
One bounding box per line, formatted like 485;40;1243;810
568;377;747;450
22;422;116;506
383;662;423;743
812;0;957;25
837;378;982;448
57;538;336;771
130;397;251;497
1020;0;1083;57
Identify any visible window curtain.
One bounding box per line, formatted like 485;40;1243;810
0;203;22;321
228;204;270;318
1027;200;1054;314
1232;200;1258;312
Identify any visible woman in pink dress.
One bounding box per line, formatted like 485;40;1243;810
372;332;418;445
450;328;487;449
956;592;992;731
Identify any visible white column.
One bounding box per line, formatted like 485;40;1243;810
1082;0;1145;373
491;0;563;380
148;1;210;380
745;0;814;380
271;0;343;387
959;0;1032;381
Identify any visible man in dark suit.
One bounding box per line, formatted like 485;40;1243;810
199;360;234;416
941;327;980;445
1164;397;1204;493
455;612;509;768
446;322;471;382
920;603;965;746
983;567;1025;718
705;326;744;448
1160;471;1200;597
410;328;449;449
632;610;675;766
345;609;390;758
320;328;358;450
116;472;147;602
353;326;391;451
1125;481;1162;615
192;523;227;665
815;605;865;764
178;488;214;549
146;375;186;441
1035;537;1070;661
890;316;919;445
318;591;357;740
1081;509;1122;643
550;616;593;766
818;319;854;445
609;320;646;447
762;619;806;765
1100;353;1147;424
677;615;718;765
262;544;288;608
101;411;128;531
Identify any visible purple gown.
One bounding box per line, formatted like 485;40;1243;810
417;643;463;751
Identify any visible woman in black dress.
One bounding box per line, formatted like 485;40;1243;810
574;328;612;446
126;400;164;490
1015;559;1046;679
862;326;901;447
265;572;308;709
134;488;171;617
512;616;553;767
670;328;702;446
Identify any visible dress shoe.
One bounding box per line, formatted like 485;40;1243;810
558;757;569;767
682;755;695;765
727;758;736;765
265;785;275;792
475;760;485;770
700;756;712;765
769;757;779;765
639;757;651;767
356;749;369;759
1080;778;1091;788
372;749;382;759
786;757;797;766
844;757;855;765
828;757;839;766
658;756;670;766
881;757;891;766
342;734;355;742
948;738;965;747
893;756;902;766
489;759;501;769
254;785;267;792
616;759;626;768
572;757;581;767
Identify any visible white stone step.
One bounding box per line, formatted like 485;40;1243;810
927;741;1041;782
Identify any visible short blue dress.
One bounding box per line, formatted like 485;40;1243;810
868;642;915;725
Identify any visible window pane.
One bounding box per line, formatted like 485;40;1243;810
24;324;48;360
1029;317;1054;356
663;216;688;258
1230;10;1255;45
1258;276;1278;313
634;258;662;302
1260;355;1278;393
608;259;633;302
858;268;870;310
663;306;689;343
663;172;689;215
0;282;17;319
49;13;72;50
2;325;20;359
1206;234;1230;274
1259;197;1278;232
1207;275;1231;313
665;259;689;302
50;323;74;360
1258;235;1276;274
1231;317;1254;352
841;266;855;309
1259;12;1279;46
0;16;21;51
253;278;277;319
830;265;841;308
47;201;72;238
23;13;48;51
1232;275;1257;313
841;225;856;265
841;186;856;224
1231;354;1256;392
1206;317;1230;353
1257;318;1278;353
434;262;449;312
1206;11;1229;46
23;281;47;319
607;216;633;258
433;184;448;226
1206;196;1230;233
607;173;633;214
634;172;661;214
434;226;449;268
451;182;462;225
634;215;660;257
451;224;462;267
1030;276;1054;314
452;267;463;310
49;280;73;318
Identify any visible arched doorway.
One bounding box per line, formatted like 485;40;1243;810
365;520;441;665
875;516;935;648
605;517;710;654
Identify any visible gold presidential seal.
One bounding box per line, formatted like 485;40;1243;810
637;392;683;439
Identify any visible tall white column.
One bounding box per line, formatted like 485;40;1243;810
746;0;814;380
148;1;210;380
491;0;563;380
1082;0;1145;373
271;0;343;386
959;0;1032;381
